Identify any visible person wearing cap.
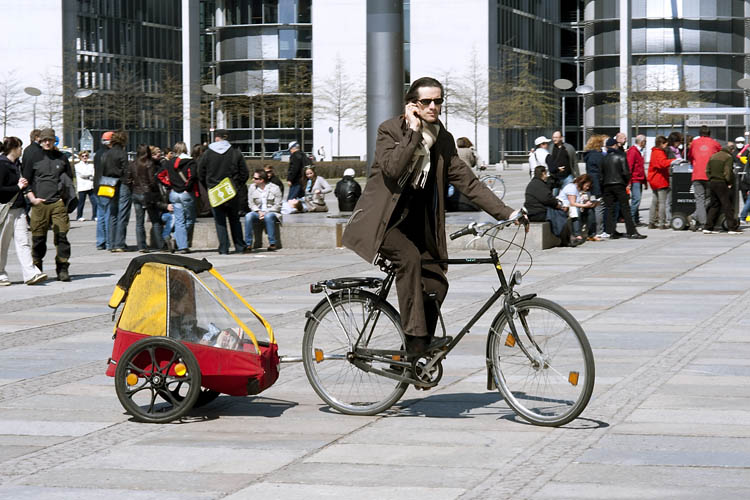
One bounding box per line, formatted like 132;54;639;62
93;131;113;249
600;136;646;239
21;128;75;281
334;168;361;212
197;129;248;255
687;125;721;231
341;76;520;359
286;141;309;201
528;136;551;179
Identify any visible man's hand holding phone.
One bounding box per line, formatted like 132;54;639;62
405;102;422;132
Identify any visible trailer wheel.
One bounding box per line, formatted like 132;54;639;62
671;214;688;231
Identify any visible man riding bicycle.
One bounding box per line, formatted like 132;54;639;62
342;77;519;358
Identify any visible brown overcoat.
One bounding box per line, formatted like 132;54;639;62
342;116;514;265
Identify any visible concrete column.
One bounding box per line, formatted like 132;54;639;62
215;0;225;128
182;0;201;145
619;0;631;139
366;0;403;170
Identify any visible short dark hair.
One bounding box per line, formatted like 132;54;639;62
254;168;265;177
214;129;229;139
699;125;710;137
30;129;41;143
534;165;547;179
404;77;443;104
667;131;683;146
654;135;668;147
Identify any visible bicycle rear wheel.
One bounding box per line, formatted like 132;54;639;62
487;297;594;426
303;289;408;416
480;175;506;200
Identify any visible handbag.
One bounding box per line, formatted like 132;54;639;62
207;177;237;207
97;176;119;198
0;192;20;227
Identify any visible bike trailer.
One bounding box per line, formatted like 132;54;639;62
106;255;279;421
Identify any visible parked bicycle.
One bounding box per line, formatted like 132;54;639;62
479;172;506;200
302;211;595;426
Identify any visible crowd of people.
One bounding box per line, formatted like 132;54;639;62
524;127;746;247
0;128;364;285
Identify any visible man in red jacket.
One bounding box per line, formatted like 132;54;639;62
687;125;721;231
626;135;647;226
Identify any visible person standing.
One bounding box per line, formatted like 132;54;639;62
601;137;646;239
552;130;580;177
198;129;248;255
73;150;96;221
160;141;197;253
128;144;162;252
101;131;130;252
528;136;552;178
286;141;308;200
245;168;283;251
93;131;113;249
687;125;721;231
22;128;75;281
703;145;741;234
583;134;607;238
342;77;519;357
626;135;647;226
0;137;47;285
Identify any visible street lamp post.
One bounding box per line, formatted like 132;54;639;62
74;89;94;139
737;78;750;136
575;84;594;147
328;126;334;160
24;87;42;130
553;79;573;140
201;84;220;142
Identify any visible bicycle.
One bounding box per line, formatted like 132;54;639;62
302;212;595;426
479;172;506;200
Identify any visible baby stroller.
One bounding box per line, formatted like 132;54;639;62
105;255;279;423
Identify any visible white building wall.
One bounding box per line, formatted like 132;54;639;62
312;0;367;159
0;0;64;143
410;0;490;163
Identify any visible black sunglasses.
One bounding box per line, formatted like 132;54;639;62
253;177;263;180
416;98;443;106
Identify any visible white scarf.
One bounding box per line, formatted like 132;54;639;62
404;123;439;189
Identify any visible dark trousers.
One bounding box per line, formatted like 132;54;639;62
603;184;636;235
132;193;162;250
287;183;303;201
30;199;70;273
379;226;448;338
113;183;132;250
211;197;246;254
705;180;739;231
76;190;97;220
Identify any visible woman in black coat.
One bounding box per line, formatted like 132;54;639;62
583;134;606;237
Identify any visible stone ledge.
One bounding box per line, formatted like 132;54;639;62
188;218;560;252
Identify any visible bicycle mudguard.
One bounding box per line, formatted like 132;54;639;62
485;294;536;390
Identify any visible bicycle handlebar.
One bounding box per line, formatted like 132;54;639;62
448;209;528;241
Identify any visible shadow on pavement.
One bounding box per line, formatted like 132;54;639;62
199;395;298;418
393;391;515;419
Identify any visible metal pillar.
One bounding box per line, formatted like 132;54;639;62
182;0;201;146
366;0;403;172
619;0;631;139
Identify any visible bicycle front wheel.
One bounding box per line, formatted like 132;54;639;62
487;297;595;426
480;175;506;200
302;289;408;416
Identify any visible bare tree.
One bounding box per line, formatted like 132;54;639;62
279;61;313;151
451;49;488;150
107;63;143;133
314;54;364;155
489;53;557;153
39;71;63;130
440;70;454;129
152;68;183;147
0;70;26;137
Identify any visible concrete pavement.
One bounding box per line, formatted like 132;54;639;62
1;169;749;499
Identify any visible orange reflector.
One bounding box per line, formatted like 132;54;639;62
174;363;187;377
392;354;401;361
126;373;138;386
505;333;516;347
568;371;579;386
314;348;324;363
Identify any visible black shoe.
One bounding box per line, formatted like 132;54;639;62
627;232;647;239
405;335;453;358
242;247;254;254
57;269;71;282
176;248;190;254
267;244;278;251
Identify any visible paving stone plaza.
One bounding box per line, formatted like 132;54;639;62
0;169;748;499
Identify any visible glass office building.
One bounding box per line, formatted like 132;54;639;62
584;0;750;139
203;0;313;155
63;0;182;149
